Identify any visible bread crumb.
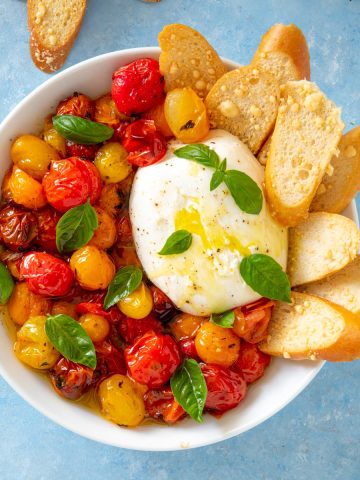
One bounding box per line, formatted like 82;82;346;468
219;100;239;118
304;92;323;112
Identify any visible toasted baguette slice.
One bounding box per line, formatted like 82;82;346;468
252;24;310;85
205;66;280;154
288;212;360;287
265;80;344;226
158;24;227;98
296;256;360;315
311;126;360;213
28;0;87;73
259;292;360;361
257;135;272;165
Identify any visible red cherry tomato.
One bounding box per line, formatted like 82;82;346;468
201;364;247;413
231;342;271;384
178;338;199;360
118;315;163;344
50;357;93;400
93;341;126;385
125;331;181;388
35;206;61;251
75;302;111;318
56;93;94;119
122;120;167;167
42;158;101;212
111;58;164;116
116;214;133;244
65;140;99;161
20;252;74;297
150;285;175;322
144;387;185;424
111;121;131;142
0;205;38;252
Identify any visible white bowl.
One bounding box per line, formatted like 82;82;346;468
0;48;358;451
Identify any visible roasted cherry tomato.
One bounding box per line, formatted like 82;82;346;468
178;338;199;360
20;252;74;297
88;207;117;250
195;321;240;367
79;313;110;343
50;357;93;400
231;341;271;384
150;285;175;322
144;387;185;424
110;245;141;269
93;341;126;385
43;115;67;158
112;58;164;116
125;331;181;388
70;246;115;290
42;157;102;212
75;301;110;318
170;313;203;341
233;299;274;344
94;93;124;127
118;314;162;344
118;282;153;319
35;206;61;251
8;282;51;326
51;301;78;319
201;364;247;413
142;100;173;138
94;142;131;184
97;182;126;218
65;140;99;161
1;169;13;202
0;205;38;252
122;120;167;166
56;93;94;119
116;214;133;244
8;167;47;210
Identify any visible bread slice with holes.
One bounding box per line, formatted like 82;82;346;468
205;66;280;154
28;0;87;73
259;291;360;362
158;24;227;99
311;126;360;213
287;212;360;287
265;80;344;226
257;135;272;165
252;23;310;85
296;256;360;315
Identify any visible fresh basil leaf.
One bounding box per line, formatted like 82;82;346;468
45;314;96;369
219;158;227;172
224;170;263;214
240;253;291;302
0;262;14;304
158;230;192;255
174;144;220;169
53;115;114;145
104;265;142;310
210;170;224;191
210;310;235;328
56;201;98;253
170;359;207;423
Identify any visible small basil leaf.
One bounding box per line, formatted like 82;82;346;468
219;158;227;172
174;144;220;169
224;170;263;214
0;262;14;304
104;265;142;310
53;115;114;145
56;201;98;253
170;359;207;423
45;314;96;369
210;170;224;191
210;310;235;328
240;253;291;303
158;230;192;255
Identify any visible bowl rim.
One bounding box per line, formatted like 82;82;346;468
0;47;357;451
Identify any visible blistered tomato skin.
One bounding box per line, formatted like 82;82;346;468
0;205;38;252
122;120;167;167
201;364;247;412
9;167;47;210
35;206;61;251
164;87;210;143
144;387;185;424
112;58;164;116
8;282;51;326
118;314;163;344
233;299;274;344
94;143;131;184
94;93;123;127
42;158;101;212
50;357;93;400
88;207;117;250
98;374;145;427
11;134;60;180
178;338;199;360
65;141;99;161
195;321;240;367
20;252;74;297
118;282;153;319
14;315;60;369
78;313;110;343
56;93;94;119
93;341;126;385
70;246;115;290
231;341;271;384
125;331;181;388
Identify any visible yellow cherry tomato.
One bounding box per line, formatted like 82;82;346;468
8;166;47;209
14;315;60;369
78;313;110;343
98;374;145;427
70;245;115;290
118;282;153;319
42;117;67;158
11;134;60;179
164;87;209;143
8;282;51;326
170;313;204;341
194;321;240;367
51;301;78;319
94;143;131;184
88;207;117;250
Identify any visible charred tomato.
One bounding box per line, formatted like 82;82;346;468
0;205;37;252
50;357;93;400
56;93;94;119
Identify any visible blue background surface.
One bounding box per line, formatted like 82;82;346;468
0;1;359;478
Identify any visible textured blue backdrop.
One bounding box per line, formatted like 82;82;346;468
0;1;359;479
